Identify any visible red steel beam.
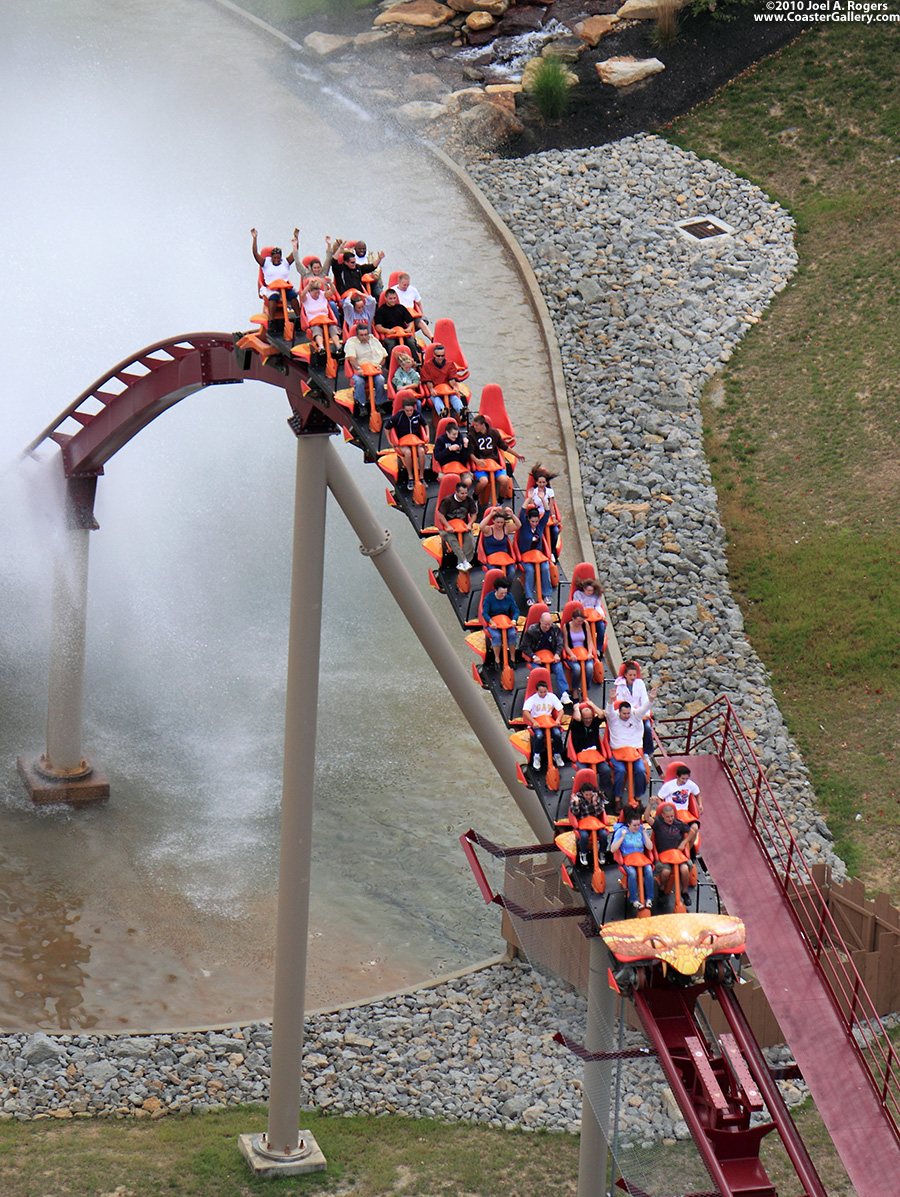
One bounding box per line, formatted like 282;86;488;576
25;334;353;479
716;985;828;1197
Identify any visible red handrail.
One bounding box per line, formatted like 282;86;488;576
656;695;900;1138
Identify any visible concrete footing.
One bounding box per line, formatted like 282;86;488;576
16;754;110;804
238;1131;327;1177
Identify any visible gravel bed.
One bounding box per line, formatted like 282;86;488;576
0;959;815;1137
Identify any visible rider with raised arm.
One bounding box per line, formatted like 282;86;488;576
606;688;657;802
251;227;302;325
328;237;385;297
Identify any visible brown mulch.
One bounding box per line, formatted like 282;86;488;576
502;7;814;154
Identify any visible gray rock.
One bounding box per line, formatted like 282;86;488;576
111;1037;154;1059
394;100;448;123
22;1035;63;1066
458;101;523;148
83;1060;118;1087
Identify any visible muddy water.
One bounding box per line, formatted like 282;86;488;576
0;0;572;1031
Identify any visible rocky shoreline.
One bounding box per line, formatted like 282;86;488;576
290;0;808;157
0;958;814;1141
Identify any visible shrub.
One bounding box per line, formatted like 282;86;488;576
529;55;570;124
653;0;680;45
687;0;756;19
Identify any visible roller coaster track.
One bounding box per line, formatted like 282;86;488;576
22;331;900;1195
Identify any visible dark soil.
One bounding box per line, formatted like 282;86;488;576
503;8;814;155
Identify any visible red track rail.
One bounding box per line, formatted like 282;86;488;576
632;980;827;1197
657;697;900;1194
21;333;348;477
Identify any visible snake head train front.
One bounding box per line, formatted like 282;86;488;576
601;912;746;993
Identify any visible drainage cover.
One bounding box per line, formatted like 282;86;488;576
675;215;735;242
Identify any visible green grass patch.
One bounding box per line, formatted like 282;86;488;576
759;1098;855;1195
737;533;900;681
667;25;900;889
0;1107;581;1196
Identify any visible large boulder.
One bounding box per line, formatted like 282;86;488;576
354;29;397;48
466;9;497;28
484;82;522;111
303;31;353;56
596;55;665;87
22;1034;63;1066
540;35;586;61
616;0;689;17
448;0;509;12
458;101;524;148
442;87;488;111
396;23;456;43
404;71;445;98
573;15;620;46
374;0;454;27
394;100;449;122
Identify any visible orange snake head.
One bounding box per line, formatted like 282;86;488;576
600;913;746;976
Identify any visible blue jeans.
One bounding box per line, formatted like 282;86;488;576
523;560;552;605
624;863;654;906
566;656;594;698
531;727;563;760
613;757;647;799
576;828;608;858
353;372;386;408
431;390;464;417
488;627;517;651
643;719;654;756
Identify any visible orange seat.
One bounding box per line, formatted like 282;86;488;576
431;318;469;381
478;383;516;447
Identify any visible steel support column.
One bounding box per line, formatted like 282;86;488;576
578;936;614;1197
323;440;548;840
239;432;328;1177
18;474;109;803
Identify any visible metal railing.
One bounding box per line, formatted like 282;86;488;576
656;695;900;1139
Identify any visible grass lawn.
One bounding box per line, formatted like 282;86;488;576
0;1107;579;1197
666;25;900;889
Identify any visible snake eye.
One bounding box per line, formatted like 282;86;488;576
647;936;663;950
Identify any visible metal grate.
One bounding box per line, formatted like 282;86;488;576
674;216;734;242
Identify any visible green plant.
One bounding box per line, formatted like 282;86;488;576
687;0;755;19
653;0;680;47
529;55;570;124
